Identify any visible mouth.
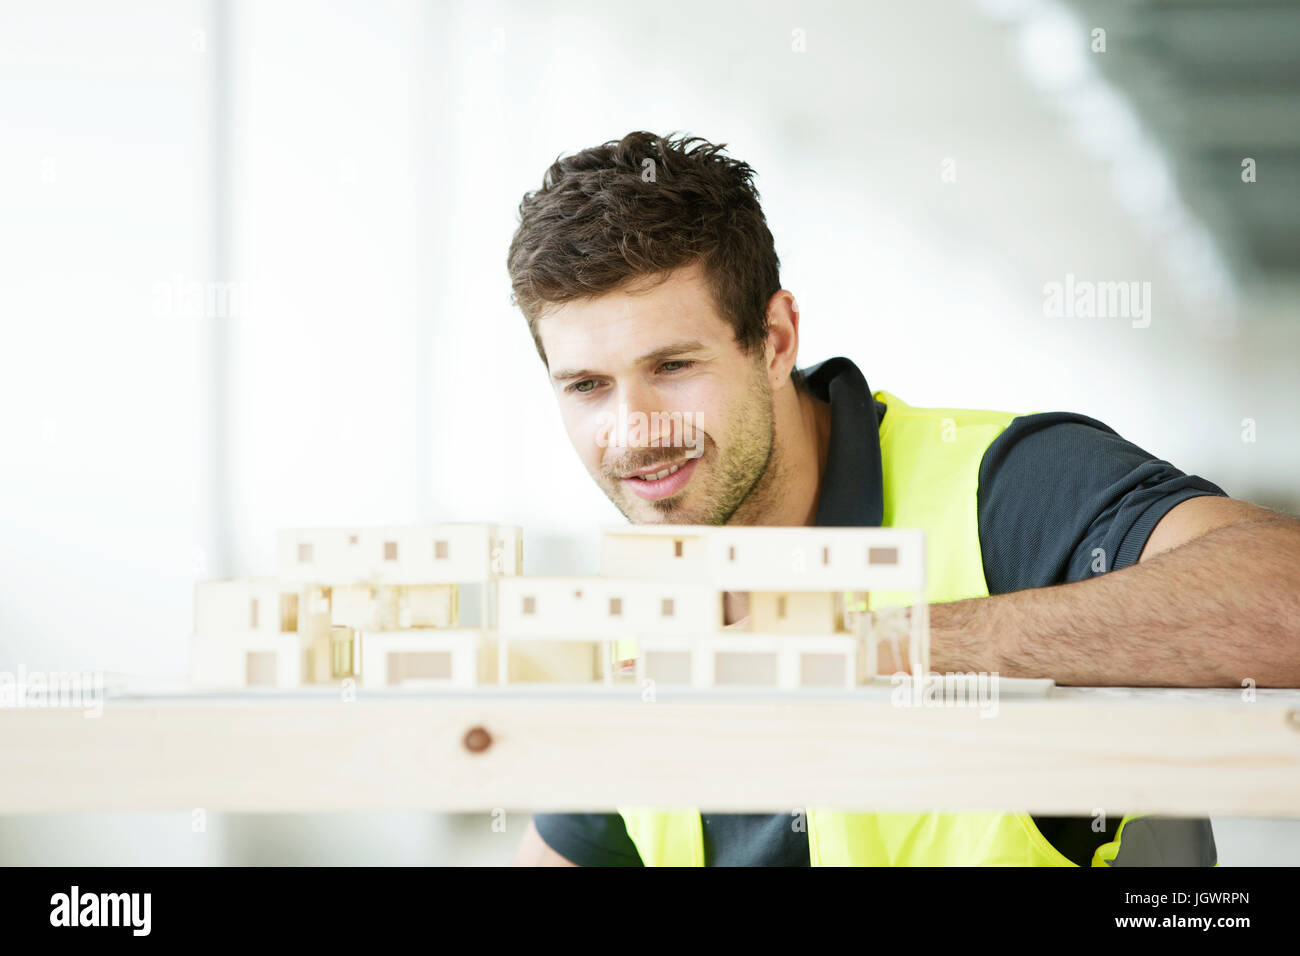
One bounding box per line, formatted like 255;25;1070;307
620;454;701;502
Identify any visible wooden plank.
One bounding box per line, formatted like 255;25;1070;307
1;688;1298;816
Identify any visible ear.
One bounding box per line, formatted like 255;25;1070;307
763;289;801;389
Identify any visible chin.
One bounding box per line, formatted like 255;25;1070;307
619;499;682;524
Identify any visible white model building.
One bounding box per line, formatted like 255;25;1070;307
496;525;927;690
190;577;304;689
191;523;928;691
496;576;720;684
192;524;522;690
601;524;928;681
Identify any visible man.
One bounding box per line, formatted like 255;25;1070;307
503;130;1300;866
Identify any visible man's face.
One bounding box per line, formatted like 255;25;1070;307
539;264;777;525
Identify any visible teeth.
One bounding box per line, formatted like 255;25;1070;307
637;463;683;481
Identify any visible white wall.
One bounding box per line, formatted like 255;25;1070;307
0;0;210;676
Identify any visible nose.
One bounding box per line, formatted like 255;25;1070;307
605;379;675;451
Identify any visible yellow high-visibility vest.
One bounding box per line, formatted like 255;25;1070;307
618;391;1210;866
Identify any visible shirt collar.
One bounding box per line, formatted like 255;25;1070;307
798;356;886;528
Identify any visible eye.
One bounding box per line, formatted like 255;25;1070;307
660;360;693;373
570;379;598;394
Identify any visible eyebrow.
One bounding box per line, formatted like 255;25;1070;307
550;339;708;384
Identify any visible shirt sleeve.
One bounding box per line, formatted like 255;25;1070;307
976;412;1229;592
531;812;644;866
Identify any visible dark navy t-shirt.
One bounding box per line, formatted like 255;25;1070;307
533;356;1227;866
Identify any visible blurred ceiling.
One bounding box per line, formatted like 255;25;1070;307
1067;0;1300;286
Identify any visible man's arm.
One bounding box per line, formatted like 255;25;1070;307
933;497;1300;686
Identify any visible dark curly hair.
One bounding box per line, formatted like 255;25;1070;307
507;130;783;370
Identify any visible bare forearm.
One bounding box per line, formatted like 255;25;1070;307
932;515;1300;687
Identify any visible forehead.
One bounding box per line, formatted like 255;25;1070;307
538;264;732;366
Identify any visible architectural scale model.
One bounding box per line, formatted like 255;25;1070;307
190;523;928;691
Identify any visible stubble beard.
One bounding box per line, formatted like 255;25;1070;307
605;362;781;527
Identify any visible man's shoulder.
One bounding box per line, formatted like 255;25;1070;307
974;410;1226;592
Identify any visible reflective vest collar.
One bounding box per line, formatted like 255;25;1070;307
799;356;885;528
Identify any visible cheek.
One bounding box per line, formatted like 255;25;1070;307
686;390;737;445
668;379;712;420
